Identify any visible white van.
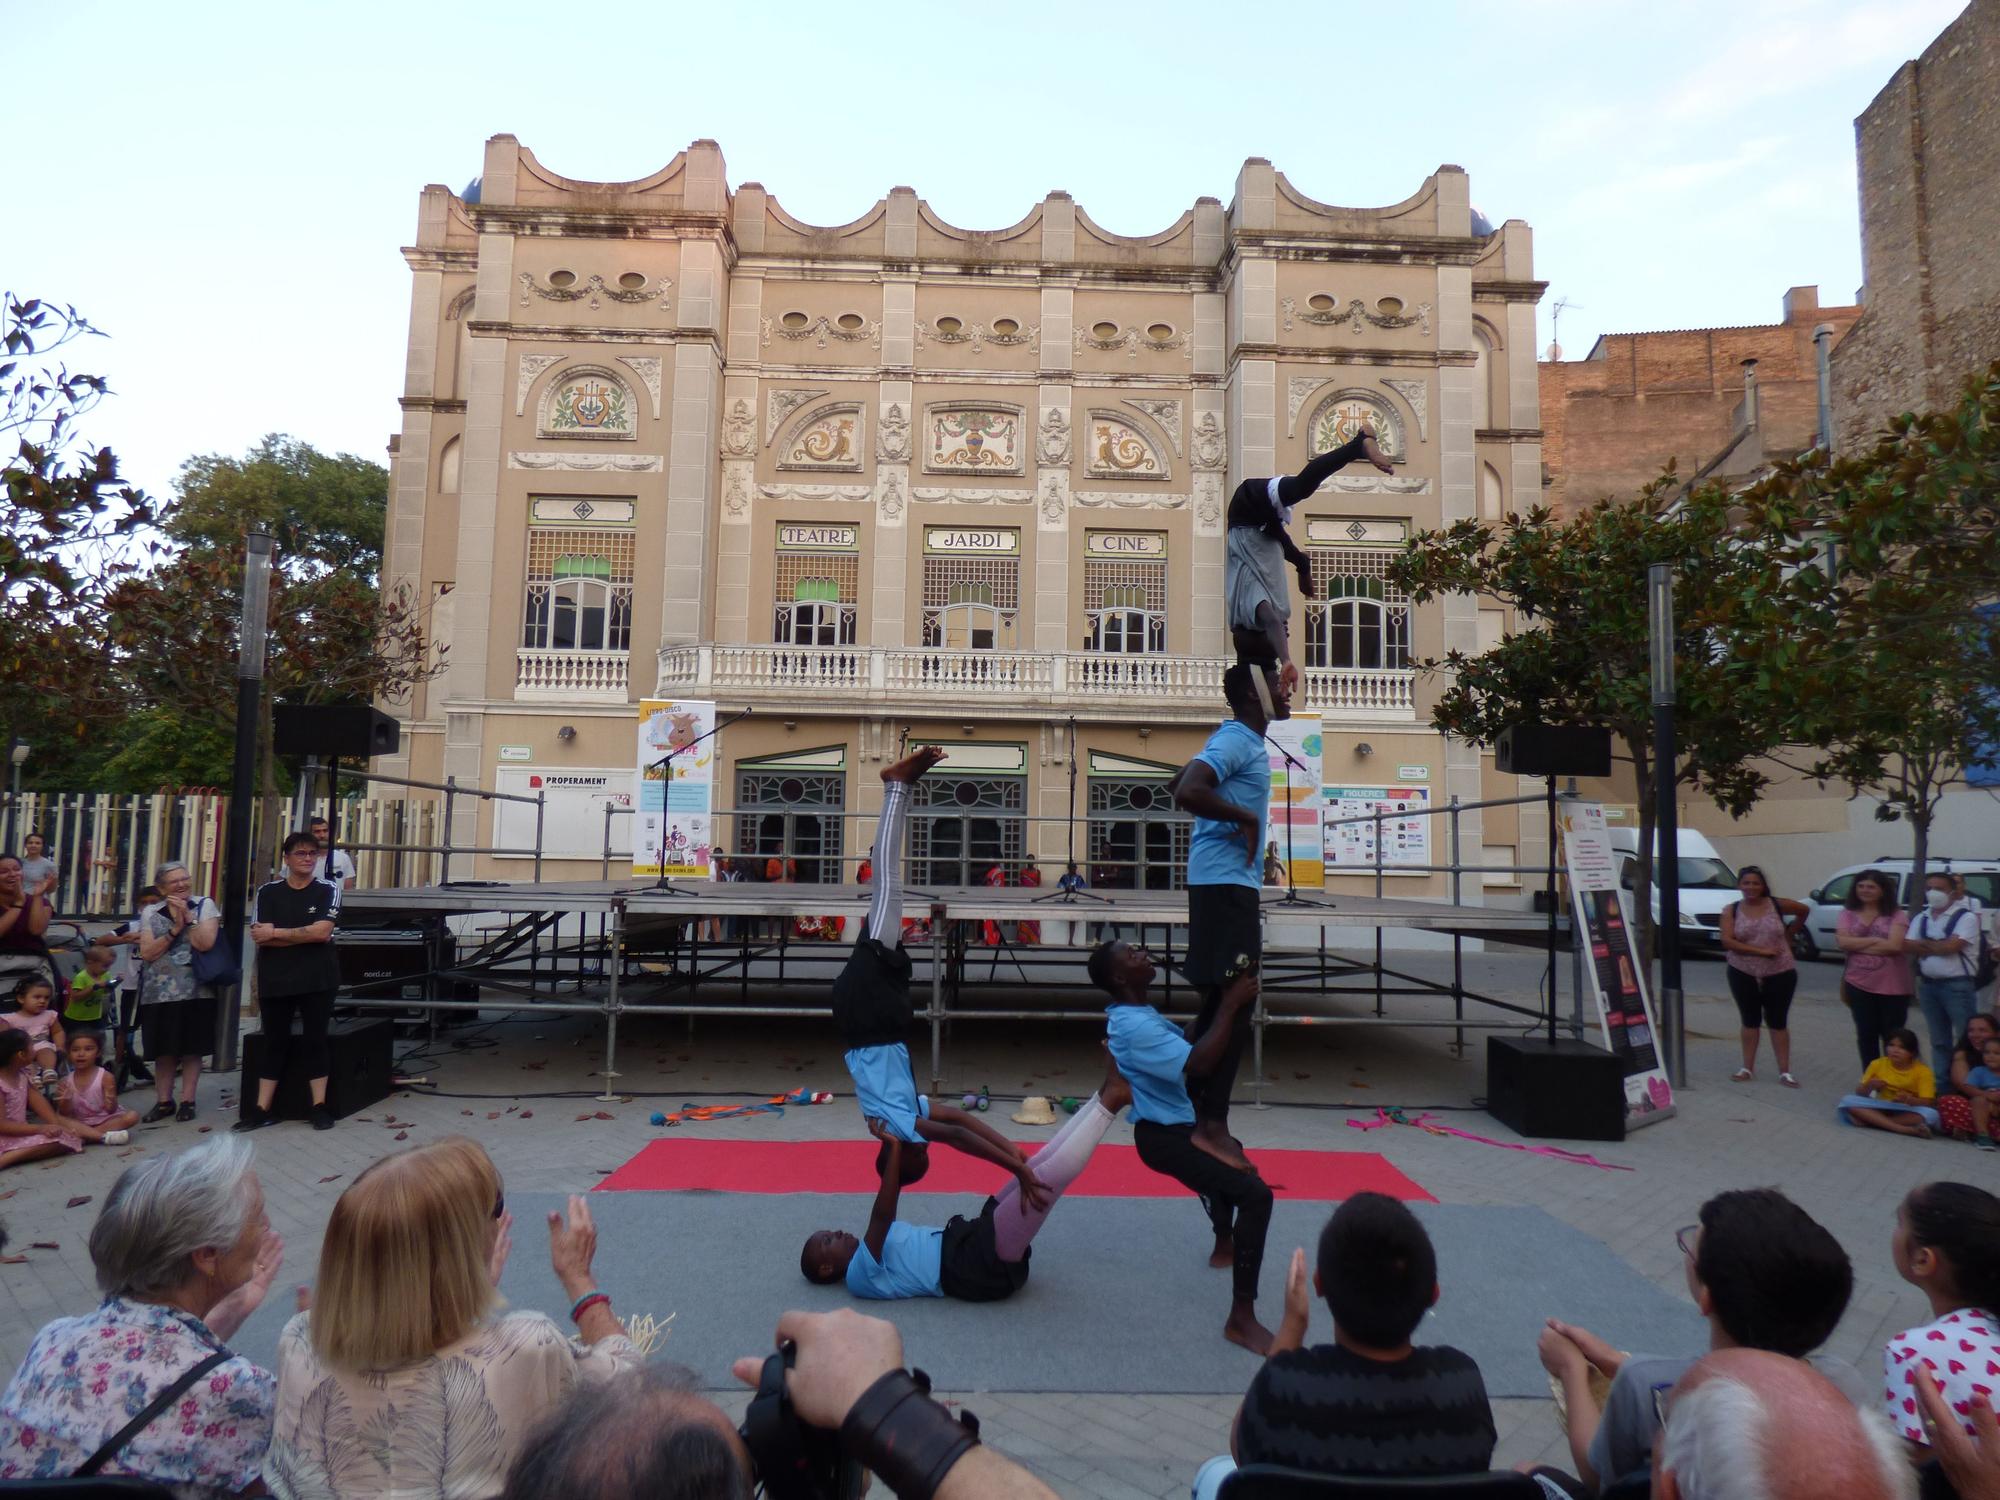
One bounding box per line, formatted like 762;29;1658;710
1603;828;1744;952
1802;859;2000;961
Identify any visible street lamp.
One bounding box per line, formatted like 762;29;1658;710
1648;564;1686;1089
5;739;28;853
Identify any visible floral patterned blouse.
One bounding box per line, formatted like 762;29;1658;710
263;1309;641;1499
0;1296;274;1494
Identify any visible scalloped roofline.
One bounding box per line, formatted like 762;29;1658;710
514;140;689;195
1272;170;1439;219
1073;203;1195;247
763;192;890;238
915;199;1044;243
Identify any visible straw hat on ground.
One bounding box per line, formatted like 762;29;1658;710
1010;1096;1058;1126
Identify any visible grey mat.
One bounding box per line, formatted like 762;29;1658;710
231;1193;1703;1396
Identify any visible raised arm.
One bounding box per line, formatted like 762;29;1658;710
864;1135;906;1260
1185;972;1259;1080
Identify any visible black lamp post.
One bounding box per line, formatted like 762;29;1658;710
1649;563;1686;1088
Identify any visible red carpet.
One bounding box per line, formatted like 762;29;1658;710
595;1138;1431;1202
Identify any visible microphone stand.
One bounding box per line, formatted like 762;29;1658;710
1266;731;1336;911
624;707;753;897
1035;715;1109;906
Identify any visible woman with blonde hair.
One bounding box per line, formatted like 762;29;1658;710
263;1136;640;1499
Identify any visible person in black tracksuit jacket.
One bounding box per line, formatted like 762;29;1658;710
236;830;344;1132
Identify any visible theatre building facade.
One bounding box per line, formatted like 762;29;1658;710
383;135;1546;899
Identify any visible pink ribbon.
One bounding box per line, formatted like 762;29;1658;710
1345;1107;1633;1171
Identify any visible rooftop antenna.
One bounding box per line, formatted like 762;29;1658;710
1548;296;1580;360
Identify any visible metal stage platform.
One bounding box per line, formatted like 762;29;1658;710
337;880;1572;1101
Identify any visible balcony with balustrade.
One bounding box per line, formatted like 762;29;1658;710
516;648;631;701
654;644;1416;722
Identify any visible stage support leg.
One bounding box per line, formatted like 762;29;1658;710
597;899;625;1104
928;900;946;1096
1250;986;1268;1110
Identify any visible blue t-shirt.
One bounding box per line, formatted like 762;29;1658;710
1106;1004;1196;1126
845;1221;945;1299
845;1042;932;1143
1968;1065;2000;1091
1187;719;1269;889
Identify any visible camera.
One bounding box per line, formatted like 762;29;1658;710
739;1344;866;1500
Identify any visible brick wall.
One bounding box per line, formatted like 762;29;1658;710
1831;0;2000;449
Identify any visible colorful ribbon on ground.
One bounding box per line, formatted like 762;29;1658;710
649;1088;833;1128
1346;1106;1633;1171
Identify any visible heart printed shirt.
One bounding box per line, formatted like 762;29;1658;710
1884;1307;2000;1444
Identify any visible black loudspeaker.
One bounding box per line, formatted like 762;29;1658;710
1486;1035;1626;1142
239;1017;393;1122
337;930;443;1001
272;702;401;760
1495;724;1613;778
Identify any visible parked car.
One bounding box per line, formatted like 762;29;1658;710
1802;859;2000;960
1606;828;1745;953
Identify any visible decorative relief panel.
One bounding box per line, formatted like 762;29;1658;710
1085;413;1169;480
720;398;756;458
924;406;1025;476
721;461;754;525
617;356;663;419
766;389;826;445
1383;377;1430;441
1037;470;1071;532
516;354;563;415
1280;296;1431;336
877;402;910;463
777;404;864;473
913;319;1040;354
1122;398;1183;456
757;483;873;503
911;487;1033;505
1037;408;1071;466
1307;390;1406;461
761;313;882;350
1324;474;1432;494
876;468;907;527
1073;490;1189;511
537;368;637;439
1193;472;1225;536
1191;411;1226;471
508;451;661;472
518;272;672;312
1073;324;1193;360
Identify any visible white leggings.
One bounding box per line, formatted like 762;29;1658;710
990;1094;1118;1261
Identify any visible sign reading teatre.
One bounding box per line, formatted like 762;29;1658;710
1084;530;1167;559
777;523;859;552
924;526;1020;555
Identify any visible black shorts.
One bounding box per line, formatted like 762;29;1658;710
1184;883;1261;988
831;936;914;1048
939;1197;1030;1302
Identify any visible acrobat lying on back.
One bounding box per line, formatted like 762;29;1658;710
833;745;1048;1199
1227;427;1393;716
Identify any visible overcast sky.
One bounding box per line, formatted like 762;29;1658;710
2;0;1966;500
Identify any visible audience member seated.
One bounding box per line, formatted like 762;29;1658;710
1883;1181;2000;1452
1839;1029;1944;1138
1192;1192;1497;1499
502;1363;753;1500
0;1024;84;1169
263;1135;641;1499
1533;1187;1852;1495
1656;1348;1911;1500
0;1136;284;1494
1937;1014;2000;1146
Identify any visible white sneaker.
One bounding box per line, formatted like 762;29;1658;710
102;1129;130;1147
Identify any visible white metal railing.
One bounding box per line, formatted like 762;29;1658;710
515;648;630;700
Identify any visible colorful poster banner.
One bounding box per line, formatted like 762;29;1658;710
1323;785;1432;872
634;699;717;879
1263;713;1324;888
1558;800;1676;1128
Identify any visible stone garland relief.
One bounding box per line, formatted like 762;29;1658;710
539;370;637;439
877;402;911;463
910;487;1032;504
1036;407;1071;466
758;483;873;502
1085;414;1168;480
925;407;1024;476
507;451;663;472
912;320;1041;354
518;272;673;312
778;405;865;473
1279;296;1432;336
1072;489;1188;510
766;389;826;445
761;314;883;350
1072;324;1193;360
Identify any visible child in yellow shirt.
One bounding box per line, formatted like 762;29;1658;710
1835;1029;1940;1137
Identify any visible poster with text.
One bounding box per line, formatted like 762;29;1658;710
493;768;633;861
1323;785;1431;874
633;698;717;878
1263;713;1324;887
1559;800;1675;1125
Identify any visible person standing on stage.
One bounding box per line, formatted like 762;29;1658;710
236;832;342;1133
1169;664;1271;1177
833;747;1052;1204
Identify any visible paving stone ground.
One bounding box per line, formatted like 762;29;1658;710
3;947;1992;1498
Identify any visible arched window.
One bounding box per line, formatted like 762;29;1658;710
1472;327;1494;431
773;554;858;647
1303;550;1411;671
936;580;1002;650
438;436;461;495
1481;462;1504;521
1088;582;1165;655
522;530;634;654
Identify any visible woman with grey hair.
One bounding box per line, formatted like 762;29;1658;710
137;860;221;1123
0;1135;285;1492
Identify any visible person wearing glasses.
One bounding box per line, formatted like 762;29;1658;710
1530;1189;1854;1496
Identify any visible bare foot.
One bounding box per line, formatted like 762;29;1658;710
1209;1236;1234;1270
883;745;946;784
1097;1044;1132;1116
1223;1303;1274;1355
1360;431;1393;474
1193;1120;1258;1177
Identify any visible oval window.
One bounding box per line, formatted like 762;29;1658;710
993;317;1019;336
936;315;963;335
548;269;577;289
836;311;864;331
617;271;646;290
1377;296;1405;316
1146;323;1174;342
781;310;810;330
1092;321;1119;340
1307;293;1335;312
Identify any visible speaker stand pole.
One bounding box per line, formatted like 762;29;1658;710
1034;716;1108;906
1545;773;1559;1046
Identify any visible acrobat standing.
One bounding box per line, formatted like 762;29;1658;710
833;746;1046;1197
801;1051;1130;1301
1227;427;1393;715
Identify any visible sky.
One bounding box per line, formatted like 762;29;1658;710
1;0;1968;501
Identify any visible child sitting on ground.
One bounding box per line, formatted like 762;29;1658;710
61;945;115;1052
56;1032;135;1144
0;1027;84;1169
1835;1028;1940;1137
1964;1036;2000;1153
7;976;64;1086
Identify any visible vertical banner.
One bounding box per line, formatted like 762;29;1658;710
634;699;717;879
1264;713;1324;888
1558;801;1675;1127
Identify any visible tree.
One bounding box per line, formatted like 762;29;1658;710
1386;478;1829;962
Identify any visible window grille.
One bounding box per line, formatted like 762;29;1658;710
1086;778;1191;890
1304;548;1411;670
773;554;859;646
921;556;1019;648
522;528;634;652
1085;560;1168;654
